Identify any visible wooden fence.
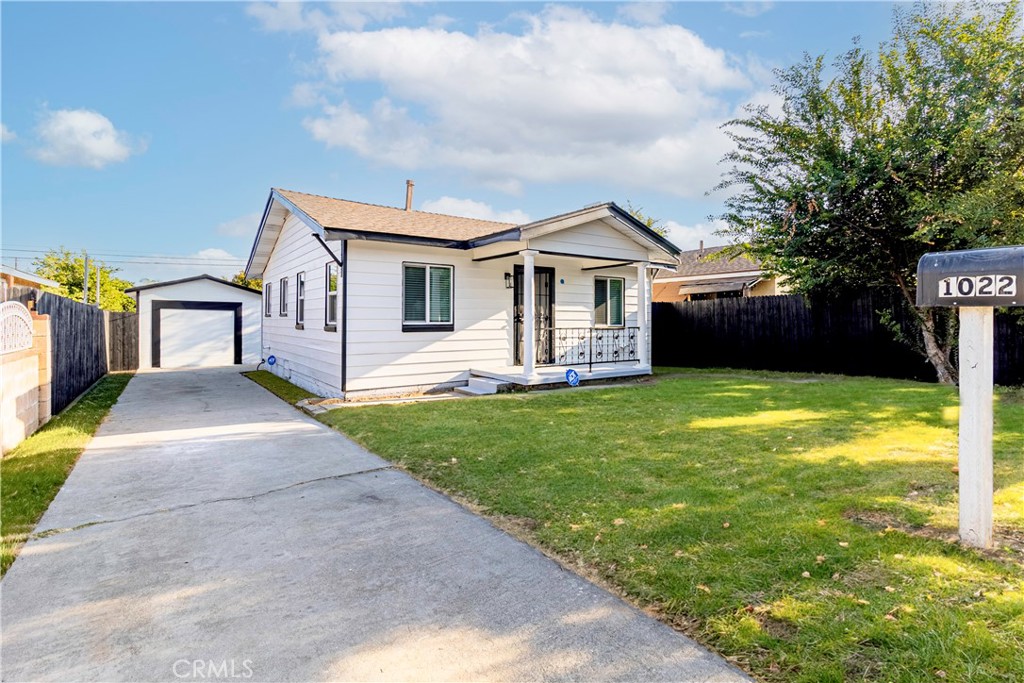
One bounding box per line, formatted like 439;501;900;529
652;292;1024;386
10;287;140;413
107;311;138;372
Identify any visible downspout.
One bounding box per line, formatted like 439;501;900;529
341;240;349;395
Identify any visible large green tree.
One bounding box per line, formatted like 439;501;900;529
229;270;262;291
33;248;136;312
714;1;1024;384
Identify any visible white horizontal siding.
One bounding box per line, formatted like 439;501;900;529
528;219;650;261
260;213;344;397
344;241;511;393
344;245;645;394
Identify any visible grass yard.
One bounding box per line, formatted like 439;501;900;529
318;370;1024;682
242;370;316;404
1;373;132;576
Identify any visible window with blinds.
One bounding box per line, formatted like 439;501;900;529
403;263;453;331
595;277;625;327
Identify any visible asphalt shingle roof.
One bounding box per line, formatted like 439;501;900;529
657;245;761;278
277;189;517;242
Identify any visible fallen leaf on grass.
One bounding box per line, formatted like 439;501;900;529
884;614;897;621
674;550;685;558
569;524;582;531
815;555;826;564
817;519;828;526
935;670;947;679
885;586;896;593
613;518;625;526
839;541;850;548
722;521;731;529
696;584;712;593
801;571;811;578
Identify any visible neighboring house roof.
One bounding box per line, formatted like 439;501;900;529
247;188;681;277
0;265;59;289
656;245;761;279
125;274;261;295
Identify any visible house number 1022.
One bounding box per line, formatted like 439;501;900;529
938;274;1017;298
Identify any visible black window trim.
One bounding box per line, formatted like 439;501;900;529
279;276;289;316
324;262;339;331
594;276;626;328
264;282;272;317
295;270;306;328
402;261;454;333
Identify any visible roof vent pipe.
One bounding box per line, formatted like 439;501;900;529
405;179;415;212
699;240;704;255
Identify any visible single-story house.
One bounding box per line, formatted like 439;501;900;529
652;243;785;302
126;275;262;369
244;185;681;399
0;265;58;302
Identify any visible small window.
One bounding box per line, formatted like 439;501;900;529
295;271;305;326
595;277;624;327
264;283;272;317
279;277;289;316
325;263;339;328
403;263;453;332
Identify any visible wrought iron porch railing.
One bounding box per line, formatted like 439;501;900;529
551;327;639;371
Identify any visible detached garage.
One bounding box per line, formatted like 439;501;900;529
126;275;261;369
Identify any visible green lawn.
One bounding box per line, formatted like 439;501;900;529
242;370;316;404
1;373;132;576
317;370;1024;683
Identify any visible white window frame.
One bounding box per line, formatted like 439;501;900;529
325;263;339;328
295;271;305;327
402;262;454;332
264;283;272;317
279;276;289;316
594;276;625;327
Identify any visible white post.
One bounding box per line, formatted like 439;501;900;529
636;262;650;368
958;306;994;549
522;250;538;378
83;253;89;305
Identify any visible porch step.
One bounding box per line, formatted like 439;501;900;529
455;376;506;396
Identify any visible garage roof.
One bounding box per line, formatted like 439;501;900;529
125;274;261;294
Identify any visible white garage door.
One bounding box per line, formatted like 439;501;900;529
159;308;235;367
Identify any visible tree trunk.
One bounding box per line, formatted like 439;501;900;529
920;309;958;385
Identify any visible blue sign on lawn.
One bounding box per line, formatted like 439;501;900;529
565;368;580;387
267;355;276;366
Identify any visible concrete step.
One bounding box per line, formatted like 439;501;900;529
455;376;506;396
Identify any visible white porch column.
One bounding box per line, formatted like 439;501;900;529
521;250;538;378
636;262;650;367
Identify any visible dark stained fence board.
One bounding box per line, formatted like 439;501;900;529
107;311;139;372
653;292;1023;386
10;287;113;413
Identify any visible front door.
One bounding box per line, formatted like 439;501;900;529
513;265;555;365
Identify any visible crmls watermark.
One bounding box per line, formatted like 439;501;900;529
172;659;254;679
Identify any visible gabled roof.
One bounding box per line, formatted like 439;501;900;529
655;245;761;279
125;274;261;295
276;189;516;242
247;188;681;277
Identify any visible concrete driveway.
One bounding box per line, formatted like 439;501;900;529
1;368;749;682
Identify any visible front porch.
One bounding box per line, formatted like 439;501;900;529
469;362;652;388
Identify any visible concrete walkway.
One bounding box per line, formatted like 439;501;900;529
1;368;749;682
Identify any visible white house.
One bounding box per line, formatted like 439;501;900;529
126;275;262;369
245;186;681;399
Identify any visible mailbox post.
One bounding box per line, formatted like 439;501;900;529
916;246;1023;549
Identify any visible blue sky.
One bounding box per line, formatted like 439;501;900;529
2;1;897;283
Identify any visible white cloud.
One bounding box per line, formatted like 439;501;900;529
32;108;144;169
724;2;775;18
1;124;16;142
216;211;263;238
662;219;729;251
616;2;670;26
294;6;750;196
420;197;530;224
116;247;247;284
247;2;405;33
